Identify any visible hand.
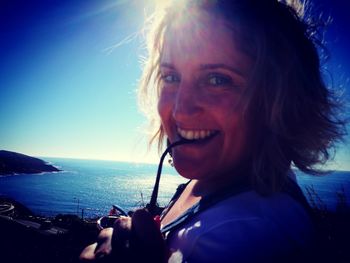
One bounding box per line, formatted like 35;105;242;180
79;227;114;262
79;209;167;262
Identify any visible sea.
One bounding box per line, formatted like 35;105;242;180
0;157;349;218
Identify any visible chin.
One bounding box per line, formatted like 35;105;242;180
173;159;208;181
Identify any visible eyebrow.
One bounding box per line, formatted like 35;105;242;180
160;63;244;77
160;63;175;69
199;64;244;77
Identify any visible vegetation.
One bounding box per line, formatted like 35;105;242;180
0;189;349;263
305;186;350;262
0;150;60;175
0;197;98;263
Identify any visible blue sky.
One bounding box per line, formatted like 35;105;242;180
0;0;349;169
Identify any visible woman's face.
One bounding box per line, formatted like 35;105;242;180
158;11;253;182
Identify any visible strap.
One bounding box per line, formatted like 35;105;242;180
161;181;251;234
161;176;310;235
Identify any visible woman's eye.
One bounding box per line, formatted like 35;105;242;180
161;74;180;83
207;74;232;86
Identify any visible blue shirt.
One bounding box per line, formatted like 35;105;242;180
162;189;314;263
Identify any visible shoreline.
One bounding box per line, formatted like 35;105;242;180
0;150;61;176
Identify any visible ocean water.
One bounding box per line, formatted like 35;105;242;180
0;158;187;218
0;157;349;218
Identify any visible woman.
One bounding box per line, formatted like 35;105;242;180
80;0;346;262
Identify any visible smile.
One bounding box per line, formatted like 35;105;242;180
177;127;218;141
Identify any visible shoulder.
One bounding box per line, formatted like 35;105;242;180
166;191;314;263
194;190;314;237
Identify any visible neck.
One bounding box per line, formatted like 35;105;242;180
190;166;251;198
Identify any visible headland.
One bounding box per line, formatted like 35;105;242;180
0;150;61;175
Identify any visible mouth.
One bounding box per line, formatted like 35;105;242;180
176;127;219;143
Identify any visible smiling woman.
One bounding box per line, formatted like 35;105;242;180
157;10;252;182
80;0;347;262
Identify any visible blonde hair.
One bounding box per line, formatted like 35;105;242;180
138;0;347;193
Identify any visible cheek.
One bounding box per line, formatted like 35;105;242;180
157;92;173;126
204;91;242;113
217;102;247;151
224;117;249;161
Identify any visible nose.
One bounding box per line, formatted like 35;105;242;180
172;81;203;122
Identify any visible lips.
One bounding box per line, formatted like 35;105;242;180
177;127;218;141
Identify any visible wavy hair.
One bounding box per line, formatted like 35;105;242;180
138;0;347;193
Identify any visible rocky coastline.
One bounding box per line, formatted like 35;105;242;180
0;150;61;175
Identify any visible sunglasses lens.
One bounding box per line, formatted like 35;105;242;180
97;216;119;230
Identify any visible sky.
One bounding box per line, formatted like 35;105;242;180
0;0;349;169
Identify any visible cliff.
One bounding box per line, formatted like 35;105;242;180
0;150;61;175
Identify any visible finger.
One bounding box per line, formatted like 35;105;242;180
80;243;98;261
132;209;164;246
110;216;132;260
131;209;167;262
113;216;132;232
80;228;114;262
94;228;113;258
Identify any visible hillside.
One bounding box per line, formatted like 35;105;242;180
0;150;60;175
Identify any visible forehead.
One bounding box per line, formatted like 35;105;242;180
161;10;250;70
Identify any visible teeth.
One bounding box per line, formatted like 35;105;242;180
177;127;216;140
